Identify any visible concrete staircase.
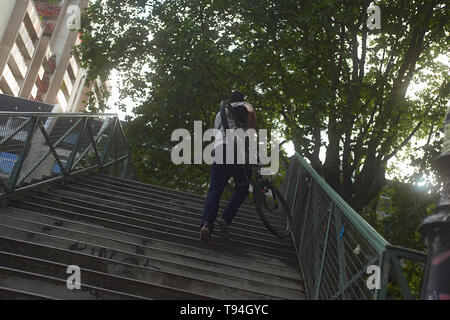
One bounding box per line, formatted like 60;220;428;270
0;173;306;300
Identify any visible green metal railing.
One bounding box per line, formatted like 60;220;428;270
281;154;427;300
0;112;135;198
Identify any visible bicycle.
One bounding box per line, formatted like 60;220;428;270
219;100;292;239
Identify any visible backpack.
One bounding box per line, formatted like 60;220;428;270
219;100;249;130
217;100;250;164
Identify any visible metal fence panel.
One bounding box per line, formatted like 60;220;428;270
281;154;427;300
0;113;135;197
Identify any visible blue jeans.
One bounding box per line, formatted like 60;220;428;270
201;162;252;232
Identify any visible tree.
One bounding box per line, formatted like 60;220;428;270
76;0;449;209
231;0;449;211
77;0;259;191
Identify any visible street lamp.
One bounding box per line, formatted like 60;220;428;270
418;104;450;300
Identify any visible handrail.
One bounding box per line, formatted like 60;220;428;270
295;155;389;253
282;153;427;300
0;112;135;198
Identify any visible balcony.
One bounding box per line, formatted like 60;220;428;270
44;46;52;61
36;75;50;93
42;21;56;37
63;71;74;97
17;23;36;59
24;0;43;40
34;90;43;101
31;84;38;99
38;65;45;80
34;1;62;21
8;42;28;80
68;56;79;80
42;53;56;75
57;89;68;110
1;64;21;96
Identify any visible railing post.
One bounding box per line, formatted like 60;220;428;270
37;119;67;176
65;117;88;175
418;105;450;300
100;117;118;166
7;117;37;192
314;201;334;299
114;118;119;176
86;118;103;170
284;160;293;204
377;250;391;300
334;212;348;299
289;168;301;218
390;253;413;300
117;118;136;179
121;158;129;178
299;178;313;254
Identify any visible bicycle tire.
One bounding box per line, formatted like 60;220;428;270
253;182;292;239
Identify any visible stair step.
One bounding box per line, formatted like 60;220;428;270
79;175;262;221
40;188;292;248
55;181;288;238
0;236;294;299
1;173;305;300
10;197;299;264
0;286;57;300
0;222;305;299
95;173;257;212
0;266;147;300
0;250;210;300
1;208;301;279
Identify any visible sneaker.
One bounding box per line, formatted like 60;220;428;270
200;224;210;241
218;218;229;238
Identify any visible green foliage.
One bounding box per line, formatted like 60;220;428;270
386;259;424;300
76;0;449;207
362;181;438;251
361;181;438;299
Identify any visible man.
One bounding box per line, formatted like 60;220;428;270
200;91;256;241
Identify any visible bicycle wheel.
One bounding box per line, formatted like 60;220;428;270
253;180;292;239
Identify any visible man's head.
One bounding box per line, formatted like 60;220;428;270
228;91;245;103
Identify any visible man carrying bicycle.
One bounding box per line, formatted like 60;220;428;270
200;91;256;241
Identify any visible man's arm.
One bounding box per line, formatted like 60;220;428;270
245;103;256;129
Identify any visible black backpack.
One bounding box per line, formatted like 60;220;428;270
218;100;250;164
219;100;248;131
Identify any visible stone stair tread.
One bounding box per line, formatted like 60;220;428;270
0;173;305;300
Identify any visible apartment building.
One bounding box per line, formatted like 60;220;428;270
0;0;111;185
0;0;110;113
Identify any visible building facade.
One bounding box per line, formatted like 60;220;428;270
0;0;110;113
0;1;112;185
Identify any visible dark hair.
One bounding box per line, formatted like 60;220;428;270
228;91;245;103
